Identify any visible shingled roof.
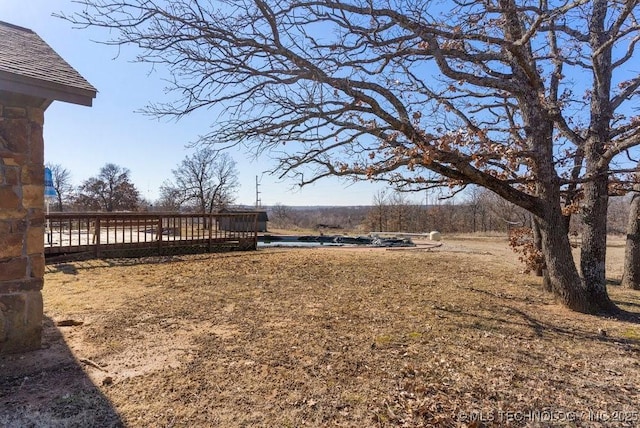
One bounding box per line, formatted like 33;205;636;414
0;21;96;106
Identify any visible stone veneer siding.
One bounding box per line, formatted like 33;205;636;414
0;91;45;354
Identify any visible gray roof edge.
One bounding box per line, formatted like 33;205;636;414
0;20;34;34
0;20;97;106
0;72;96;107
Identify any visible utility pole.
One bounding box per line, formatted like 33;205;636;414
255;175;261;208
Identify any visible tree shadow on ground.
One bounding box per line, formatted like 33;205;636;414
45;254;189;273
0;316;122;427
445;286;640;346
45;249;270;273
50;263;79;275
461;283;640;322
615;300;640;310
46;253;187;267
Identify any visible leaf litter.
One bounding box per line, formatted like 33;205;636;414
1;237;639;427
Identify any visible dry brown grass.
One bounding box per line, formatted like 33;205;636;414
2;237;640;427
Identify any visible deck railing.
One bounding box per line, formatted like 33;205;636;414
44;212;258;259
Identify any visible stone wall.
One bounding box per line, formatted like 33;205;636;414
0;91;46;354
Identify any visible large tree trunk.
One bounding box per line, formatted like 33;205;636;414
517;91;609;312
580;173;617;312
576;0;617;312
622;181;640;290
532;217;554;292
535;203;595;312
531;218;544;278
515;100;608;312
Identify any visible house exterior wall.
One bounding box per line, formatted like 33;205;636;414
0;92;45;354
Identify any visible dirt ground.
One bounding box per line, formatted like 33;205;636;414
1;235;639;427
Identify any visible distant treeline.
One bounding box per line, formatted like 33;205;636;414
267;189;631;235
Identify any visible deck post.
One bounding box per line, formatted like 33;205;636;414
253;213;258;249
94;216;101;258
156;215;163;255
208;214;213;252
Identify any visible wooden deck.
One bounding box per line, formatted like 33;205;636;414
45;212;259;260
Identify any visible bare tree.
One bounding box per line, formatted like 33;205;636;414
75;163;140;211
367;189;434;232
63;1;640;313
367;190;390;232
484;191;531;233
269;203;294;229
160;148;239;215
155;186;183;212
465;186;488;234
622;163;640;290
45;163;73;211
607;197;630;235
388;191;410;232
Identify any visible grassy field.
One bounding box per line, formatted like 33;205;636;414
1;236;639;427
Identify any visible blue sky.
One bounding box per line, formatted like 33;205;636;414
2;0;392;206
